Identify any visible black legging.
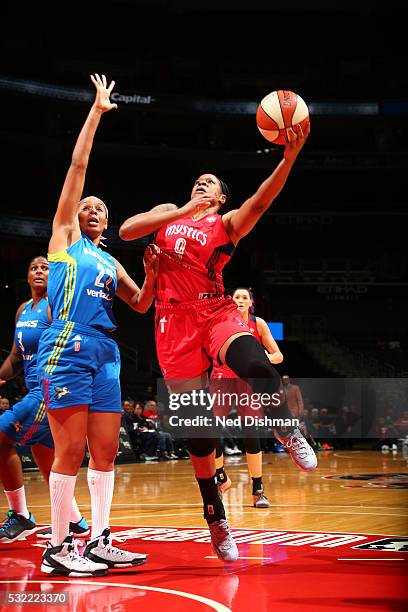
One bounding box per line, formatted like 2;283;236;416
225;334;293;427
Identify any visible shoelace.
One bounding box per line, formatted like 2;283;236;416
256;492;268;500
65;539;91;565
285;434;309;459
0;511;18;531
101;533;129;557
211;521;234;549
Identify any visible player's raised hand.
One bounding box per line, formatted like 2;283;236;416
90;73;118;113
181;194;217;217
283;119;310;162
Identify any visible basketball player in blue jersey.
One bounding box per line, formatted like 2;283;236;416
0;257;88;543
36;74;158;577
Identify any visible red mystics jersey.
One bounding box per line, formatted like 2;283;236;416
154;213;235;302
211;313;261;379
246;313;261;342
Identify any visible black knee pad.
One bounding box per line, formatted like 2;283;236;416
225;335;294;426
243;436;261;454
225;335;281;394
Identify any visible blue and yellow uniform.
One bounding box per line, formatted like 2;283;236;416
37;233;121;412
0;296;54;448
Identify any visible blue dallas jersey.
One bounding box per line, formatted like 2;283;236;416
14;295;50;390
47;233;118;332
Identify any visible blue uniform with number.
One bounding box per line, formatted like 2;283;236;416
0;296;54;447
37;233;121;412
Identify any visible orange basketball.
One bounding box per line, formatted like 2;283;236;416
256;90;309;145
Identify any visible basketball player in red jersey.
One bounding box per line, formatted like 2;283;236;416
119;122;316;562
211;287;283;508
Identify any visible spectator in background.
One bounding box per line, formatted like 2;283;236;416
143;399;159;421
318;408;335;450
308;407;336;450
144;400;178;460
120;398;152;461
299;408;317;448
338;405;360;434
132;401;160;461
274;375;306;452
334;404;361;449
384;405;398;421
310;408;322;444
374;417;400;450
282;375;304;420
0;398;11;412
122;398;135;413
122;399;136;440
394;410;408;437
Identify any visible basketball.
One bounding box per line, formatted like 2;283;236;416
256;90;309;145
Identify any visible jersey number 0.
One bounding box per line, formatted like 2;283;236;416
174;238;186;256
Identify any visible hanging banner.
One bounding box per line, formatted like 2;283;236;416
0;76;383;116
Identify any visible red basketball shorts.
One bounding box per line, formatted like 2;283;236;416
155;296;250;379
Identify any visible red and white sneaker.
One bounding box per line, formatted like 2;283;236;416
208;519;239;562
276;428;317;472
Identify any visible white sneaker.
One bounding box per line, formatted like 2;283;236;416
208;519;238;562
41;535;108;576
83;528;147;568
253;490;270;508
276;428;317;472
224;447;235;455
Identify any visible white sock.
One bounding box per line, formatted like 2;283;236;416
4;486;30;518
49;472;77;547
87;468;114;540
70;497;82;523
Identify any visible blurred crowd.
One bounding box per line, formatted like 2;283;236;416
121;397;189;462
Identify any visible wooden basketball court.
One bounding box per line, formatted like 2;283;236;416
1;449;407;611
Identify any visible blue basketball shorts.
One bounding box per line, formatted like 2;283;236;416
37;321;121;413
0;386;54;448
